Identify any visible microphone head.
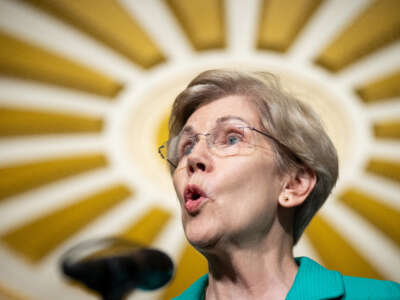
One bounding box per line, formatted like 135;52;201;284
60;238;174;298
126;248;174;290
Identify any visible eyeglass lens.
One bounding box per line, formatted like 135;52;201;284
166;122;256;167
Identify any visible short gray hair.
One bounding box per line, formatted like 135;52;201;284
168;69;338;244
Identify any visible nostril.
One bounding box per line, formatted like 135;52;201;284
196;162;206;171
188;160;207;173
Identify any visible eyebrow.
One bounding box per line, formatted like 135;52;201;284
181;125;194;135
216;115;250;125
181;115;250;134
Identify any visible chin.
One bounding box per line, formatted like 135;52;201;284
184;220;220;250
188;238;218;252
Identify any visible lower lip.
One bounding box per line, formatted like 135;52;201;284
185;197;208;214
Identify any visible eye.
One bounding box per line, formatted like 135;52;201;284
183;143;194;155
179;139;195;157
226;133;242;145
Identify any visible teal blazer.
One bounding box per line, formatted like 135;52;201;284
172;257;400;299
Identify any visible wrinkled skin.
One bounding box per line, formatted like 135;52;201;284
172;95;286;251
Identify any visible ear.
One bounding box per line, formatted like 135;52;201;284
279;168;316;208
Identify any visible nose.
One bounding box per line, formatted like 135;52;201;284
186;136;213;175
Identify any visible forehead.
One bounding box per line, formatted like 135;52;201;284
184;95;262;131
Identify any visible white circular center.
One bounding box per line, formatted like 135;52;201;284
108;53;368;208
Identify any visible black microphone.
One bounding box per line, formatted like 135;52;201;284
60;238;174;300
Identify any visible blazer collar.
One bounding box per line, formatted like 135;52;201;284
286;257;344;300
175;257;344;300
176;273;208;299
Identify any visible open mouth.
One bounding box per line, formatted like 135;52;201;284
184;184;206;201
183;185;208;213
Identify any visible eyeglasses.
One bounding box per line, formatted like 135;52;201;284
158;121;297;170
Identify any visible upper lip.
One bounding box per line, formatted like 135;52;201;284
184;184;207;202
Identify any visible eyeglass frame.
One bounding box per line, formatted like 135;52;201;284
158;125;302;170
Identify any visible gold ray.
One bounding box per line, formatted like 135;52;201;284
120;206;172;246
366;158;400;183
356;71;400;103
0;282;32;300
373;120;400;139
315;0;400;72
339;188;400;247
306;215;383;279
156;112;170;149
1;184;132;262
161;243;208;300
257;0;322;52
156;111;171;169
0;107;103;137
0;31;122;98
23;0;165;68
0;153;107;201
165;0;225;50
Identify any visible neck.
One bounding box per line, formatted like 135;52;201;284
203;228;298;300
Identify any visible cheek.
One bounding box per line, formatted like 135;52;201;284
172;172;185;204
213;156;281;207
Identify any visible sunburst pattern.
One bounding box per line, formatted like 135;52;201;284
0;0;399;299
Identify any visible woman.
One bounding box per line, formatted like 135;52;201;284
159;70;400;299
